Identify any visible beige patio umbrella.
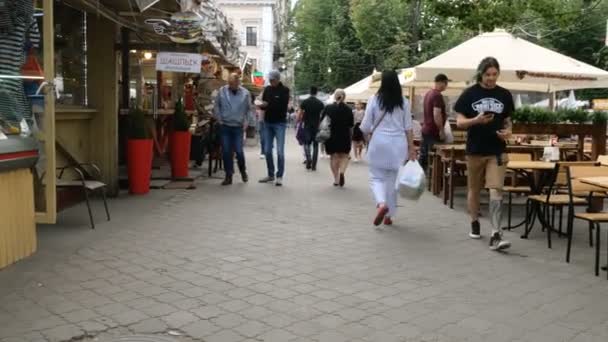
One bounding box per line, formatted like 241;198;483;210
370;29;608;97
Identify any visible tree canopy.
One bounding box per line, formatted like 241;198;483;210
290;0;608;96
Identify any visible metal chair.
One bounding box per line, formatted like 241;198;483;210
56;163;110;229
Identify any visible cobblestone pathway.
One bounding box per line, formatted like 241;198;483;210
1;136;608;342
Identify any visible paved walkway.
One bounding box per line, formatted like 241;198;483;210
1;135;608;342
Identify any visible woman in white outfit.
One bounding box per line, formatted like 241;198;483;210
360;70;417;226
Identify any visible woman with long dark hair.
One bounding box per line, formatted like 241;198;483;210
360;70;416;226
455;56;513;251
324;89;354;186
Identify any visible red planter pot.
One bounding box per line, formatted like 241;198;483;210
170;131;192;178
127;139;153;195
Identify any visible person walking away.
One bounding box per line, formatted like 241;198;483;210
352;101;366;162
323;89;354;186
420;74;449;172
360;70;416;226
455;57;513;251
214;73;251;185
259;71;290;186
299;86;325;171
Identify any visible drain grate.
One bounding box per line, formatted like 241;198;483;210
107;336;178;342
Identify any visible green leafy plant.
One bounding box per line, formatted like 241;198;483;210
173;98;190;132
127;107;150;139
511;106;532;123
591;111;608;125
559;108;589;124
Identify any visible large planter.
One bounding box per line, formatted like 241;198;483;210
170;131;192;178
127;139;153;195
512;122;607;159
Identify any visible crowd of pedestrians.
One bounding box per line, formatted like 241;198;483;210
212;57;514;252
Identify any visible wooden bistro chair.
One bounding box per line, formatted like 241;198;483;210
56;163;110;229
565;165;608;278
503;153;533;230
526;162;598;248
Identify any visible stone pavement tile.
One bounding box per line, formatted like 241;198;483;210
285;321;324;337
94;303;132;317
317;331;350;342
313;313;348;329
570;332;607;342
337;322;372;339
225;288;256;300
238;305;274;320
201;292;231;305
129;317;168;334
110;310;149;326
41;324;85;342
311;300;346;313
291;283;321;294
217;299;250;313
334;307;369;322
30;315;69;331
139;303;179;317
212;313;247;329
162;310;199;328
191;305;226;320
179;286;209;298
110;290;142;303
61;308;100;323
258;329;298;342
359;314;396;331
181;320;222;339
242;293;273;306
77;320;109;334
259;313;299;329
233;320;271;338
520;323;581;342
204;329;245;342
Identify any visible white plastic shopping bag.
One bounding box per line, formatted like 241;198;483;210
443;120;454;143
396;160;426;200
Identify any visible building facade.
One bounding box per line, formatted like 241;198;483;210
216;0;289;83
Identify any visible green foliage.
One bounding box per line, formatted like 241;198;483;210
173;98;190;132
558;108;590;124
127;107;150;140
512;107;606;125
591;111;608;125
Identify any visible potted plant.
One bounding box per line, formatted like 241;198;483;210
127;108;153;195
170;98;192;178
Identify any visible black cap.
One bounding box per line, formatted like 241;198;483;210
435;74;449;83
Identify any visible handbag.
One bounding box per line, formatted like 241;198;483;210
315;110;330;142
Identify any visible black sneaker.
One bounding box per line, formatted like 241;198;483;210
470;221;481;239
241;171;248;183
489;232;511;251
221;176;233;186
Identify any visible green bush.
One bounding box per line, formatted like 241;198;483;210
558;108;589;124
591;111;608;125
173;98;191;132
127;107;150;139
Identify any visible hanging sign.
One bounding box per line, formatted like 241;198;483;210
593;99;608;111
156;52;202;73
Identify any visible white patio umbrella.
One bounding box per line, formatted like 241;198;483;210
370;29;608;93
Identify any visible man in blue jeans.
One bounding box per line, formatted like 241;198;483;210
214;73;251;185
259;71;290;186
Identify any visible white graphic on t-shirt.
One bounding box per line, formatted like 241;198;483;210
472;98;504;114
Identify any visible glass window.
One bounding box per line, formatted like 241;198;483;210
246;27;257;47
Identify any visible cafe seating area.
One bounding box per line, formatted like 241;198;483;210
425;131;608;278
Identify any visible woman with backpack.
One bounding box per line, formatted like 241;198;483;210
360;70;417;226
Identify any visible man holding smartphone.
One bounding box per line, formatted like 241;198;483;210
455;57;514;251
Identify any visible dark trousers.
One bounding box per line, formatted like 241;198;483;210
304;127;319;169
419;133;438;172
220;125;246;177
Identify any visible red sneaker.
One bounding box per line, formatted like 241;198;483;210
383;217;393;226
373;206;389;226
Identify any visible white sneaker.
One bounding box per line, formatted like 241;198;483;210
259;154;265;159
489;232;511;251
275;178;283;186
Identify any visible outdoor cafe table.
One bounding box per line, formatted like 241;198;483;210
579;177;608;190
506;161;556;239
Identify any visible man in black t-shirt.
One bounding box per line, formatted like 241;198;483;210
455;57;514;251
298;86;325;171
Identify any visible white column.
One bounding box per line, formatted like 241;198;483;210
261;5;274;80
